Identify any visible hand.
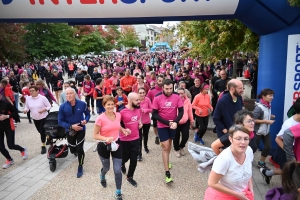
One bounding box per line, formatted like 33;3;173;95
38;109;46;114
190;122;194;129
123;128;131;136
170;122;177;130
266;120;275;125
236;192;249;200
0;115;8;121
271;114;275;119
23;110;28;114
139;123;143;129
222;129;228;134
81;120;87;125
105;137;114;144
71;124;83;131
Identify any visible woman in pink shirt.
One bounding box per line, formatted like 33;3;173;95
93;95;130;199
24;86;51;154
173;88;194;158
132;75;150;95
192;84;213;145
138;88;152;154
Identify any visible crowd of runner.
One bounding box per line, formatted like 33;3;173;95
0;51;299;200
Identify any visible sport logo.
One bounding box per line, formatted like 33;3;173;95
131;116;138;122
165;101;172;107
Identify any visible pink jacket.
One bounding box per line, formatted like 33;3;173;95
179;97;194;125
139;97;152;124
24;94;51;120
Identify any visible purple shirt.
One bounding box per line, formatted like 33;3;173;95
152;93;184;128
120;108;141;141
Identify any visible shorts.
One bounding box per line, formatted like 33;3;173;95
157;127;176;142
151;116;157;128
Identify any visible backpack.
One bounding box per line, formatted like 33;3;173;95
0;87;7;101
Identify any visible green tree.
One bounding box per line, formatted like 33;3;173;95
288;0;300;6
97;25;121;51
77;31;106;55
0;23;27;62
118;25;141;49
24;23;77;60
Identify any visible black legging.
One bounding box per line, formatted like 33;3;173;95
196;115;209;139
27;110;31;122
33;118;46;143
0;129;24;160
67;130;85;166
121;139;139;178
85;95;94;110
173;120;190;151
139;123;151;155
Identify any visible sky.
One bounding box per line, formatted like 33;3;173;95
149;21;179;28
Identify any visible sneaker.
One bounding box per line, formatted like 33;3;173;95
193;133;199;142
137;155;143;161
165;172;173;184
175;151;181;158
199;138;205;145
269;157;280;169
121;165;126;174
257;161;270;170
77;165;84;178
144;146;149;154
126;177;137;187
168;163;172;170
2;159;14;169
155;137;159;145
180;148;185;156
21;147;28;160
114;193;123;200
259;168;272;184
100;178;107;188
41;146;46;154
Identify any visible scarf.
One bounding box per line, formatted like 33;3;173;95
260;98;271;109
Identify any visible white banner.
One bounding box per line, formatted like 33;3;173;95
284;34;300;121
0;0;239;19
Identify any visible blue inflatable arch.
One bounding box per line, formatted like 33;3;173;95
1;0;300;147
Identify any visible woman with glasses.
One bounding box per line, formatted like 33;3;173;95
211;110;257;155
137;88;152;160
204;125;254;200
192;83;213;145
24;86;51;154
132;75;150;94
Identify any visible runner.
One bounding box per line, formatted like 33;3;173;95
152;79;184;183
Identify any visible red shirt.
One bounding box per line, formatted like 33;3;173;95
5;84;14;102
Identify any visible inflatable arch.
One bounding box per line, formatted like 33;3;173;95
150;42;172;52
1;0;300;147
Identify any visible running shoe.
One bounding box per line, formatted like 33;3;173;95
144;146;149;154
175;151;181;158
77;165;84;178
121;165;126;174
41;146;46;154
2;159;14;169
199;138;205;145
257;161;270;170
169;163;172;169
269;157;280;169
114;193;123;200
126;177;137;187
259;168;272;184
193;133;199;142
137;155;143;161
21;147;28;160
155;137;160;145
165;172;173;184
180;148;185;156
100;178;107;188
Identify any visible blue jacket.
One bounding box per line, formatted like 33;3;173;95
213;91;244;137
58;100;90;131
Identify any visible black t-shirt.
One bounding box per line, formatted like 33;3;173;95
211;76;220;94
0;101;19;131
189;85;201;102
219;134;231;148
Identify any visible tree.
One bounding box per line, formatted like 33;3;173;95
0;23;27;62
288;0;300;6
24;23;77;60
77;31;106;55
118;25;141;49
97;25;121;51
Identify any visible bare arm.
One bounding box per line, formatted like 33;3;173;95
211;139;223;155
275;136;284;149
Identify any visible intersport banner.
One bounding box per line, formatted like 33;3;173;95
0;0;239;19
284;34;300;121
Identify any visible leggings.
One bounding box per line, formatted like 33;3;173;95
0;129;24;160
255;133;271;158
121;139;139;178
173;120;190;151
196;115;209;139
67;130;85;166
139;123;151;155
33;118;46;143
85;95;94;109
97;141;122;190
27;110;32;122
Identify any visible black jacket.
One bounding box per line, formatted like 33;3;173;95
0;100;20;131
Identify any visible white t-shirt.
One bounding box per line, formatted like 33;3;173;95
277;116;299;138
212;146;253;193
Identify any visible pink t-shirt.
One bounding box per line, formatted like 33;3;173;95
95;112;121;142
140;97;152;124
120;108;140;141
159;68;166;74
152;93;184;128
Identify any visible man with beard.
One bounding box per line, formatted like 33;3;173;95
120;92;142;187
152;79;184;183
213;79;244;138
180;70;194;90
146;75;164;145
